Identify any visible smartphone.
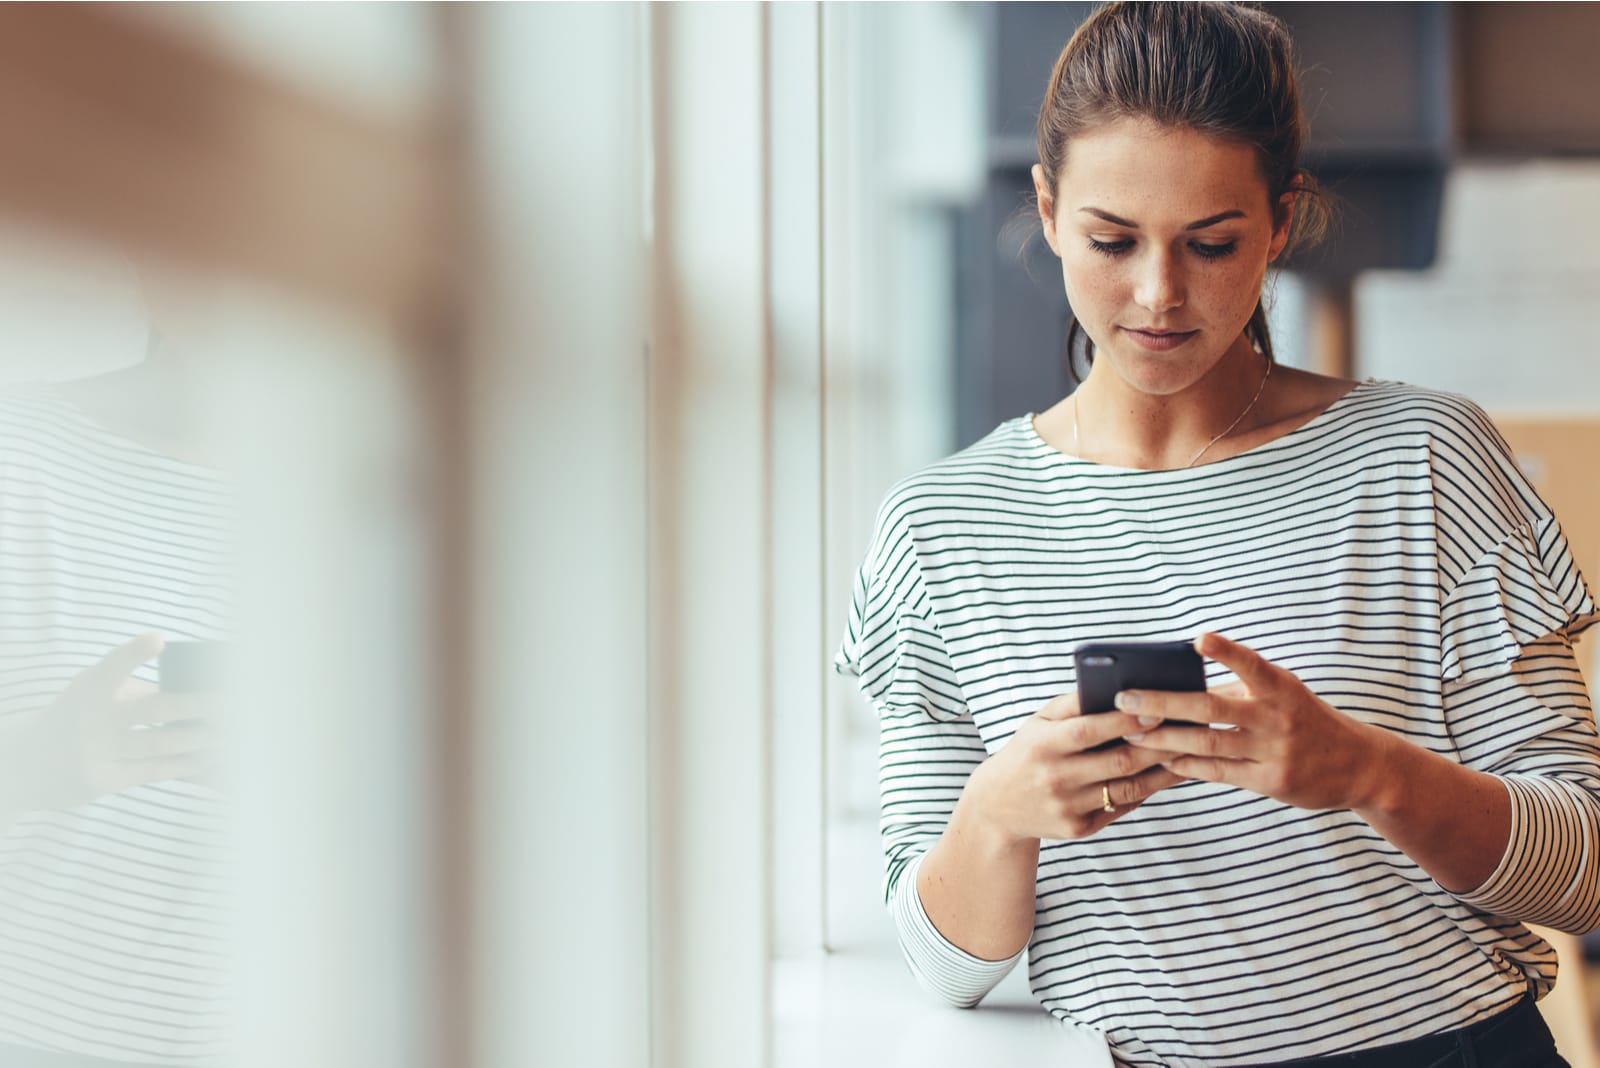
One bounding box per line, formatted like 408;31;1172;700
158;640;230;693
1074;639;1206;716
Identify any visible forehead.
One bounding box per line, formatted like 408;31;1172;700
1056;119;1269;223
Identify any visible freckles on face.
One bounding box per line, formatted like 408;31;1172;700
1050;120;1283;392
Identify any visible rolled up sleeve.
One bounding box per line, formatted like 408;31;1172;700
1438;511;1600;931
834;504;1022;1007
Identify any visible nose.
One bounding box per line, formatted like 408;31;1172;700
1133;249;1185;314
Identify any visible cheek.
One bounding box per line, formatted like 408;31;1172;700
1059;251;1125;318
1192;258;1269;321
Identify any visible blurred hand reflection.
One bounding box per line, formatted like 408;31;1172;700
0;634;217;826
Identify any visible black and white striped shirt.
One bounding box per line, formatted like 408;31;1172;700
0;382;232;1064
834;380;1600;1066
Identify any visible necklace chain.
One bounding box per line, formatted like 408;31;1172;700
1072;356;1273;469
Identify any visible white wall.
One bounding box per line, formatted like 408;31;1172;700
1358;160;1600;410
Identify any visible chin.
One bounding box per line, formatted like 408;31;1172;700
1105;348;1216;397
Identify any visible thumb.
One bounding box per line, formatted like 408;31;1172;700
71;632;165;698
1035;690;1082;721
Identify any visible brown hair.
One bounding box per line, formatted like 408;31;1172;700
1034;1;1328;377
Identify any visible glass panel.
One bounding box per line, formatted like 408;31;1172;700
0;234;435;1067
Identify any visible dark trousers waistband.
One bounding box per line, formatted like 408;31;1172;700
1243;995;1565;1068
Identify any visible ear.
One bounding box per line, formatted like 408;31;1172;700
1267;188;1298;263
1032;164;1061;256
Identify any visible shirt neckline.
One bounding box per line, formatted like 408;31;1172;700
1020;377;1380;476
22;379;229;480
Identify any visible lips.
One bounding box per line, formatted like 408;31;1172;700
1122;326;1199;352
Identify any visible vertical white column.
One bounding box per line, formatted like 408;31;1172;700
468;4;653;1068
820;2;879;851
648;4;774;1066
224;304;434;1068
768;1;828;963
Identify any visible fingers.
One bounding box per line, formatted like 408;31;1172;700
1034;690;1082;721
1064;766;1186;837
122;721;212;762
115;678;159;702
115;693;209;731
1071;737;1173;782
1102;764;1186;808
1158;753;1260;793
1129;722;1257;761
1055;748;1183;814
1044;709;1161;753
70;633;165;699
1115;687;1254;728
1194;632;1281;692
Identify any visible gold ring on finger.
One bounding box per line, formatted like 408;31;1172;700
1101;783;1115;813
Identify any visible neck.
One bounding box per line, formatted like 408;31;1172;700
1074;334;1269;470
58;330;216;467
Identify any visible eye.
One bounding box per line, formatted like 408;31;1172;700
1191;241;1238;260
1087;237;1133;257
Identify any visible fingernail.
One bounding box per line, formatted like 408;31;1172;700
1115;692;1141;711
1137;715;1159;729
1125;731;1146;743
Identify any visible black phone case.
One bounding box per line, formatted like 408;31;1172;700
1074;640;1206;715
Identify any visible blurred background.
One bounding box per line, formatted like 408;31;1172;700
0;3;1595;1068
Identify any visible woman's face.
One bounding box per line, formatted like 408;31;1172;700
1033;119;1293;397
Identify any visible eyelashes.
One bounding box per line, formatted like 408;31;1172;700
1086;237;1239;261
1193;242;1239;260
1086;238;1134;256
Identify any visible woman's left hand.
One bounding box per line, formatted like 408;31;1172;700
1119;632;1391;812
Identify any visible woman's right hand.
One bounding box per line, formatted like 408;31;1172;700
0;633;215;825
965;690;1184;843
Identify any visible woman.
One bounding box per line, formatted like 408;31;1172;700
833;4;1598;1066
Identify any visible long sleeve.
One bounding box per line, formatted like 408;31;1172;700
1449;635;1600;933
834;500;1023;1007
1428;409;1600;930
1420;394;1593;933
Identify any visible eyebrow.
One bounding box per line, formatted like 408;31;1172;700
1078;207;1247;230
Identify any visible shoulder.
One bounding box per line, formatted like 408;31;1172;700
857;415;1043;585
0;381;81;458
864;416;1041;559
1347;379;1553;527
1318;375;1477;423
1352;378;1496;426
1344;379;1514;462
1306;378;1507;456
0;380;67;420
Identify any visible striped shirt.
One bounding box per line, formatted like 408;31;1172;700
833;380;1600;1066
0;382;233;1064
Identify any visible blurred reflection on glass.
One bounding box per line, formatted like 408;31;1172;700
0;244;233;1066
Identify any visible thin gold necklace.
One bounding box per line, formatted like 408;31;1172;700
1073;355;1273;469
